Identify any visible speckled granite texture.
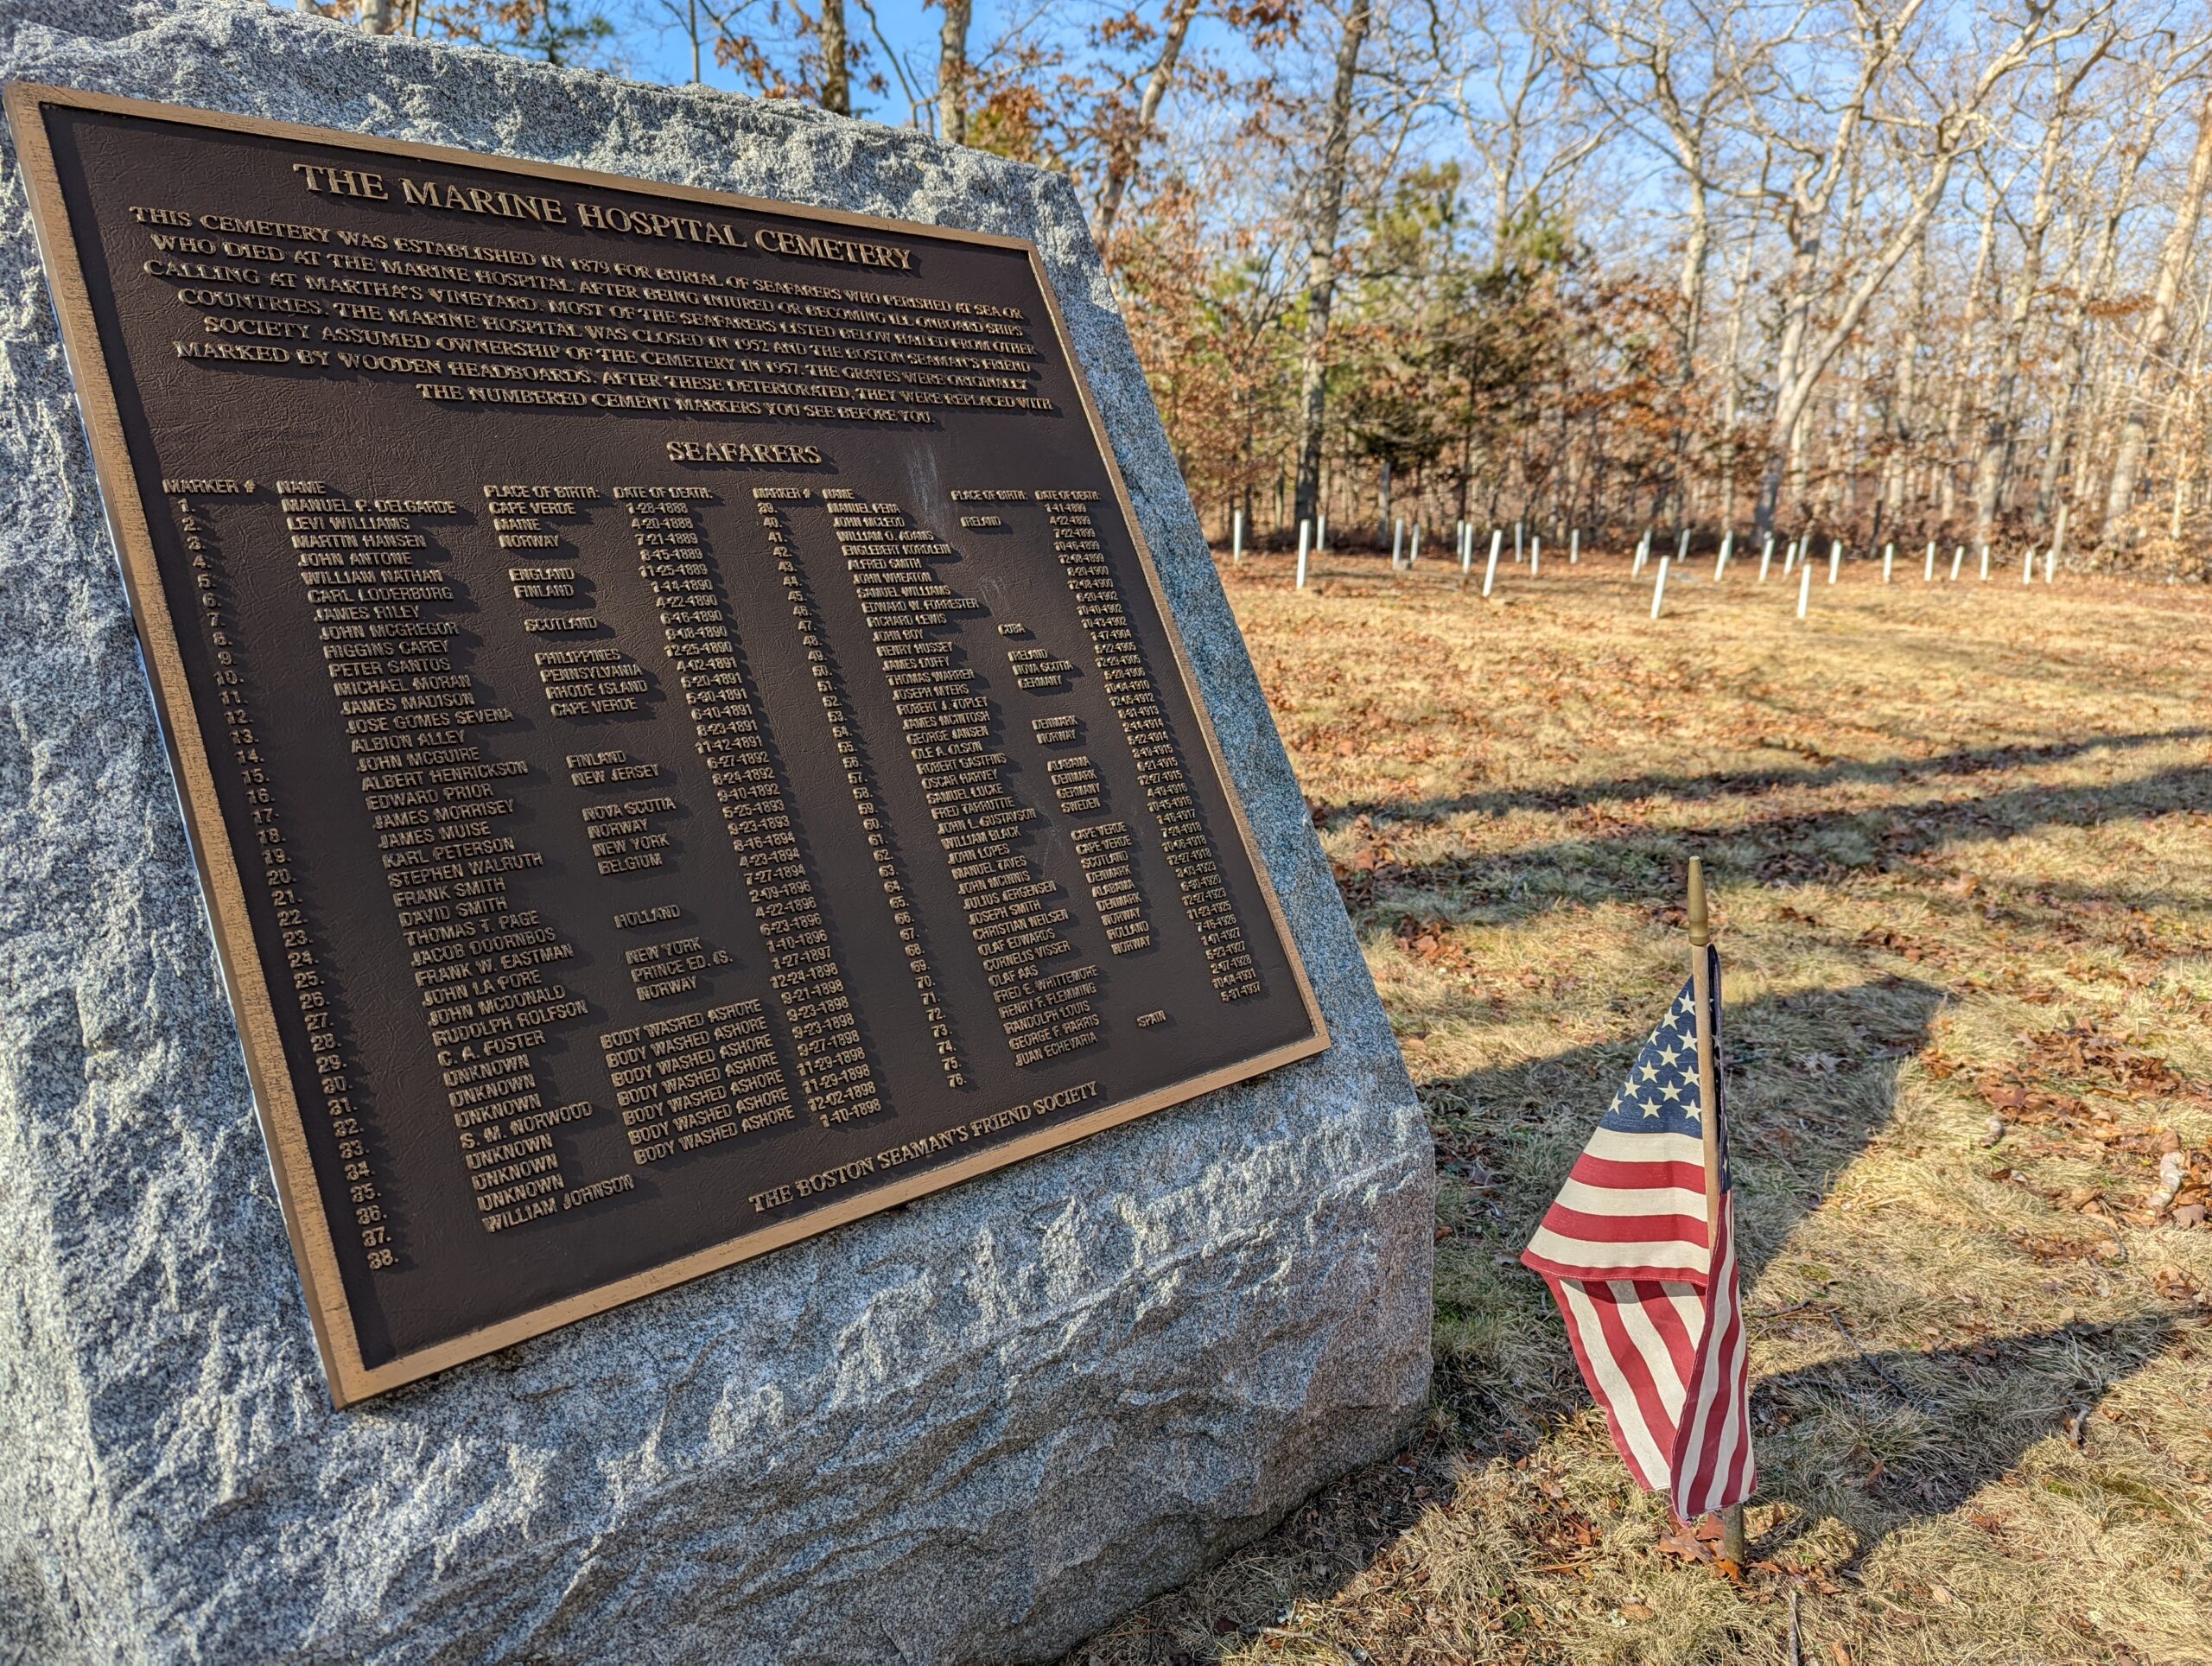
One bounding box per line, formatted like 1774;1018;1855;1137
0;4;1432;1661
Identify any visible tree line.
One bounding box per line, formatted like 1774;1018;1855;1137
322;0;2212;575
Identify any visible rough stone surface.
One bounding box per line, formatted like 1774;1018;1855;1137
0;5;1433;1662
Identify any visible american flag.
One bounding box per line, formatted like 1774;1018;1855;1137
1521;947;1754;1521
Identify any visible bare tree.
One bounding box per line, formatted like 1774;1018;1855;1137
1094;0;1206;247
2035;74;2169;519
1932;159;2007;525
1293;0;1374;531
1971;30;2114;548
1739;0;2094;542
1571;0;1734;519
1880;215;1930;525
1467;0;1616;254
2102;72;2212;537
391;0;2212;574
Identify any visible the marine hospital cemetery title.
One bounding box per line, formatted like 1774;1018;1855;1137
290;162;920;271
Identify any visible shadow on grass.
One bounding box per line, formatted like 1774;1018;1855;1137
1751;1313;2183;1564
1417;975;1945;1519
1065;976;2188;1662
1312;727;2210;833
1339;760;2212;926
1432;983;2186;1567
1064;1314;2188;1666
1058;1434;1464;1666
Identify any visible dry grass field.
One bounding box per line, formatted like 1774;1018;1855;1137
1072;542;2212;1666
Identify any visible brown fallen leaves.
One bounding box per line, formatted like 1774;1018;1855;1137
1855;925;1952;965
1395;912;1456;963
1077;563;2212;1666
2025;1022;2212;1101
1945;1024;2212;1231
1656;1510;1744;1582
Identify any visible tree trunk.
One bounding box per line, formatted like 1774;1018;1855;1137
1758;158;1962;545
2041;216;2120;517
1939;188;2000;524
1974;108;2065;549
2073;332;2115;505
938;0;972;144
2103;79;2212;537
1669;167;1709;527
1293;0;1371;531
1093;0;1202;247
1842;351;1866;528
1757;225;1820;537
820;0;849;114
2042;92;2164;518
1885;229;1929;525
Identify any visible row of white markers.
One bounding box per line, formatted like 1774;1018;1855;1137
1635;530;2058;620
1227;512;1573;591
1225;510;2060;618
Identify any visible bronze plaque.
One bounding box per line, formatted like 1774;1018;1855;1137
9;84;1325;1405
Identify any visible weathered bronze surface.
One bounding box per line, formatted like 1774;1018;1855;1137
9;85;1325;1405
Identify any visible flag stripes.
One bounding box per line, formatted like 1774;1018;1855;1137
1522;951;1756;1520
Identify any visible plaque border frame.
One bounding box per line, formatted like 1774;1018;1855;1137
5;80;1329;1407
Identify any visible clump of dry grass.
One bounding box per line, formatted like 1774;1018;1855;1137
1071;548;2212;1666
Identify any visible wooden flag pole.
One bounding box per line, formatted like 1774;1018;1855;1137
1687;859;1746;1566
1688;860;1719;1272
